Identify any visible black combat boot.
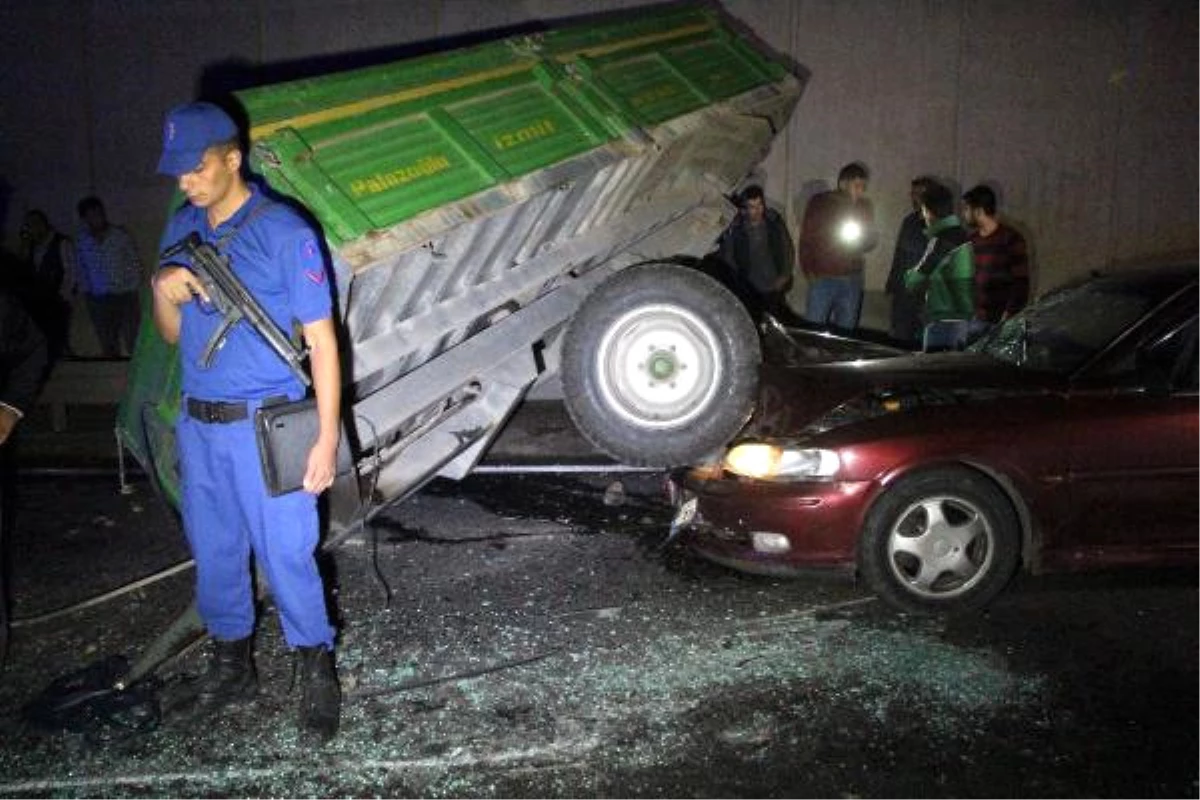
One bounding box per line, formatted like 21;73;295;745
195;636;257;708
297;646;340;742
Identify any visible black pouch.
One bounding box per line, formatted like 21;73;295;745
254;398;354;496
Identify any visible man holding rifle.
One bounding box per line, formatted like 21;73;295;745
151;101;342;742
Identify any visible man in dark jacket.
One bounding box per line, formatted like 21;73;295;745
19;209;75;363
0;287;47;446
0;282;49;663
719;185;796;319
885;177;934;345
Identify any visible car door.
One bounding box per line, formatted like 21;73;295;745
1059;312;1199;565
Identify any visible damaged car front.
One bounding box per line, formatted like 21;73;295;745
667;355;1058;609
667;263;1199;614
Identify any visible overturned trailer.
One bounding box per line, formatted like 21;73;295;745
118;4;804;537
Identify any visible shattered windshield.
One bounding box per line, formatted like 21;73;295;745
968;275;1170;373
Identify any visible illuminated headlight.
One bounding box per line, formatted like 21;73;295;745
723;443;841;480
838;219;863;245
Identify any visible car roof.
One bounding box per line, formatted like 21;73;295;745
1075;263;1197;294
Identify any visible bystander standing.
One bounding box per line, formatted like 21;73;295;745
961;184;1030;338
902;181;975;350
885;177;934;345
76;196;143;357
797;162;877;332
19;209;76;362
718;185;796;319
0;282;49;664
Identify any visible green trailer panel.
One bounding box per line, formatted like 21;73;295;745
592;54;707;125
446;83;603;177
235;6;785;247
322;114;495;229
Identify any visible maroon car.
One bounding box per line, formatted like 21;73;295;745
667;264;1198;613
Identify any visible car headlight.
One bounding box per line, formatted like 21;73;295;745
723;443;841;480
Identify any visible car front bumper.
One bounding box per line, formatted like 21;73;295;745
667;469;871;576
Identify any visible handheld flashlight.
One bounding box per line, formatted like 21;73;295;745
838;219;863;245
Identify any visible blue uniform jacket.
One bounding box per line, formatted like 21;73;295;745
158;186;333;400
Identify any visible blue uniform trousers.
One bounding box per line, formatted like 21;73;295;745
177;400;334;648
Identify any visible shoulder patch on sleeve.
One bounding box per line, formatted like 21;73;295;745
299;235;326;284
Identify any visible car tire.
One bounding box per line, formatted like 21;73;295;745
561;263;760;467
858;468;1020;614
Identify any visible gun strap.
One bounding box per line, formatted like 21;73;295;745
212;197;276;253
208;197;303;351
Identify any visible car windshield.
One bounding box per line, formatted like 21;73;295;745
969;274;1175;373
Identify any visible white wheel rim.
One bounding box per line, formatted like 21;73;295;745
886;494;995;600
594;303;722;429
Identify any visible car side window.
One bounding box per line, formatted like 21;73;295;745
1140;315;1198;393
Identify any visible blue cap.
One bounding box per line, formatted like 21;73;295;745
157;102;239;176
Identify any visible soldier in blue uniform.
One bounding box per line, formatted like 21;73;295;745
151;101;342;741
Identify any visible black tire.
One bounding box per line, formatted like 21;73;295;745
561;263;760;467
858;468;1020;614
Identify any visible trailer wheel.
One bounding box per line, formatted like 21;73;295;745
561;263;760;467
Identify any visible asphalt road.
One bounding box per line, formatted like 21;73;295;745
0;467;1195;798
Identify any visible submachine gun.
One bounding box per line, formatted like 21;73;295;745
159;232;311;386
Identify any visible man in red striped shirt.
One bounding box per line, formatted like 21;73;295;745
961;185;1030;333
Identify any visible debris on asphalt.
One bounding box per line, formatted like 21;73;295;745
0;473;1194;797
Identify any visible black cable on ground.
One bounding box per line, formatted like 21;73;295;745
347;648;562;701
10;559;194;628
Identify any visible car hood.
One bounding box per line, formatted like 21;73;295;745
747;351;1062;438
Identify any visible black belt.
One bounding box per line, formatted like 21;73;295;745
186;395;290;424
186;398;249;424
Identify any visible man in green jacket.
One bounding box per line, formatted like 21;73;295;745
903;181;975;350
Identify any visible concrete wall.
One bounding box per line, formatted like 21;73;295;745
1;0;1195;351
